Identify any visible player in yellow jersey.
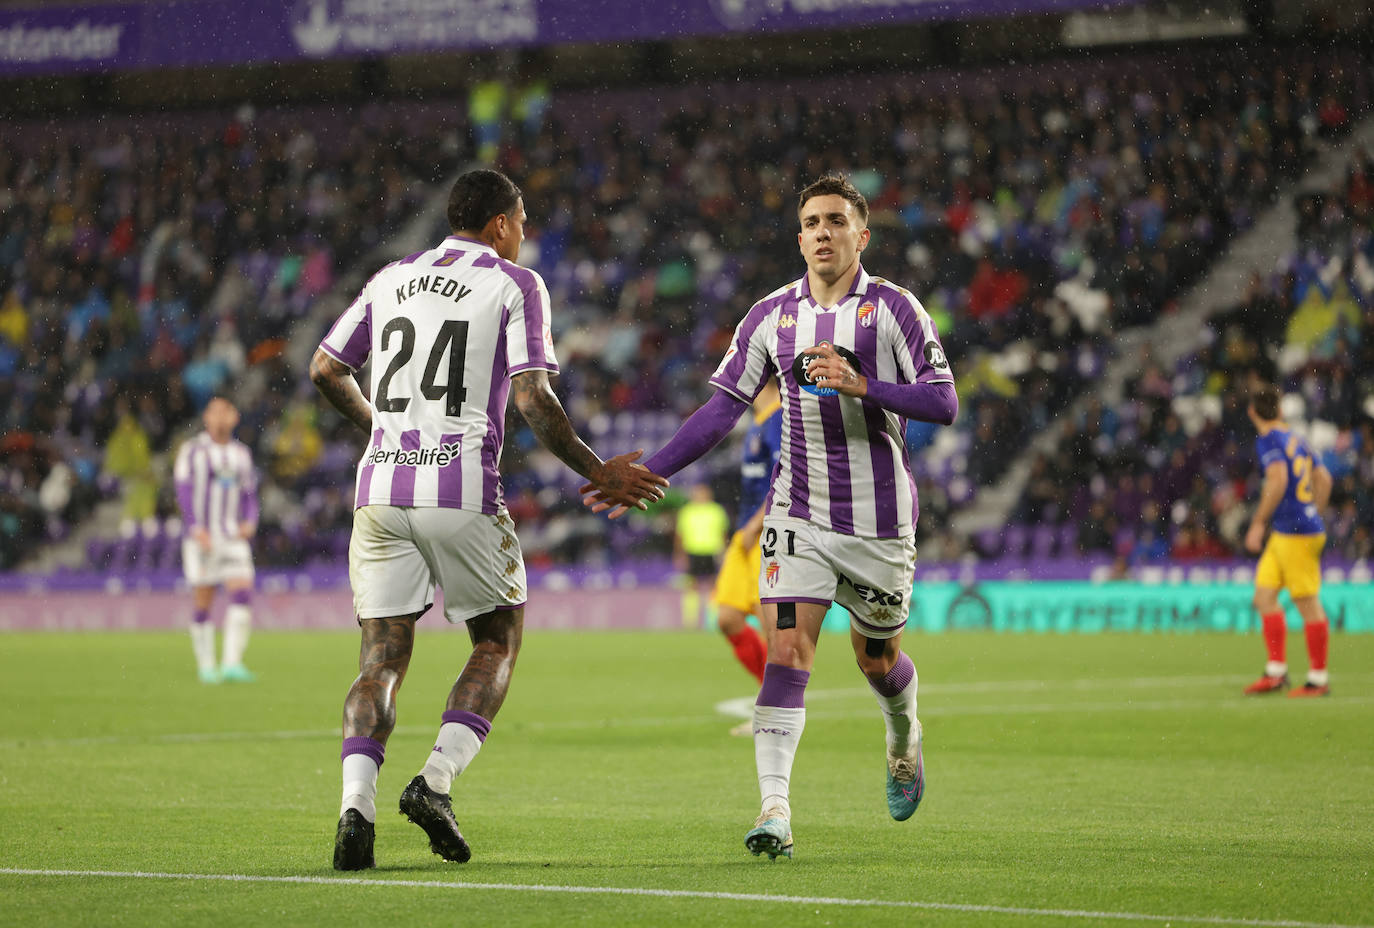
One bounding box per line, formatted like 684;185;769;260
675;484;730;628
1243;384;1334;697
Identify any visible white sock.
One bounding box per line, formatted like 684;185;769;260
223;604;252;667
420;722;484;795
872;665;919;758
189;622;216;673
341;754;380;823
1266;660;1288;677
1308;669;1329;686
753;705;805;819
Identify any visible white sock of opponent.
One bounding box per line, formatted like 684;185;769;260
869;652;918;758
753;663;810;820
222;591;252;667
189;609;215;674
420;711;492;795
340;737;385;823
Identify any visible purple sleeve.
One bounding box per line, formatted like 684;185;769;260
642;390;749;478
319;293;372;372
238;488;260;526
176;480;197;527
864;379;958;426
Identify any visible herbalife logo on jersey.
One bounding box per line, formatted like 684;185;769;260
366;441;461;468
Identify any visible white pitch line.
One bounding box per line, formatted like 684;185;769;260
713;693;1374;721
6;689;1373;750
0;868;1367;928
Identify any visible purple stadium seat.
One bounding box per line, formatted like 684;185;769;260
975;528;1004;559
1003;524;1029;558
1113;526;1136;556
1057;522;1079;553
1031;524;1059;557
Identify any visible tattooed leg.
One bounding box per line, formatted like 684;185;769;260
404;607;525;812
343;613;420;743
445;607;524;719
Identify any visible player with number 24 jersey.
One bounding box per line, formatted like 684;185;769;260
313;169;666;873
319;237;556;513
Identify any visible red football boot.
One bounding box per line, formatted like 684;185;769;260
1287;682;1330;698
1243;672;1289;695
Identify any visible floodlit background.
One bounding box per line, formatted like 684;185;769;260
3;4;1374;927
0;0;1371;632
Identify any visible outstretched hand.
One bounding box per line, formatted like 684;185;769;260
579;450;669;520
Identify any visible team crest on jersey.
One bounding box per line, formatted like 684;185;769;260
792;344;862;397
776;315;797;329
857;302;876;327
765;561;780;587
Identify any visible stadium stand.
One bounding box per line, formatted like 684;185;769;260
1;46;1369;573
1008;145;1374;567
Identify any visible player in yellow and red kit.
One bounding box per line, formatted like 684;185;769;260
1242;384;1334;698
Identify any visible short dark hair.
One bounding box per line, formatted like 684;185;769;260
447;169;521;233
1250;383;1281;421
797;173;869;224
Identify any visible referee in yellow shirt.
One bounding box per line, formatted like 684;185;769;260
675;484;730;628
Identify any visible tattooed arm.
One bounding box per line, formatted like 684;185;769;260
511;369;667;511
310;348;373;435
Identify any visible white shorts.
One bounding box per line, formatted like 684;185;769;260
349;505;527;624
758;516;915;639
182;537;255;587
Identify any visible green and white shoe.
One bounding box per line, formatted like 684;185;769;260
197;667;221;684
745;808;793;860
885;721;925;821
220;664;257;683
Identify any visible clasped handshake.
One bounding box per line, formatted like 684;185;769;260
579;450;668;521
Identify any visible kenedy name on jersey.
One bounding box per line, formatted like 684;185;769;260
365;442;462;467
395;275;473;305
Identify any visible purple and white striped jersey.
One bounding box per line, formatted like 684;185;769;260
709;264;954;539
319;235;558;513
173;433;259;538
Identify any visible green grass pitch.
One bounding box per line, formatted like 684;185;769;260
2;627;1371;927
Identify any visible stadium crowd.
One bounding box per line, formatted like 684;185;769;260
1009;146;1374;566
0;107;461;568
0;47;1367;571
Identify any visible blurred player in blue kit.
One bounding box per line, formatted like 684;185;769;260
1242;383;1333;697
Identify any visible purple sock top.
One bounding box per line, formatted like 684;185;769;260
229;588;252;606
441;709;492;743
756;663;811;709
192;609;211;624
341;735;385;767
870;652;915;697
